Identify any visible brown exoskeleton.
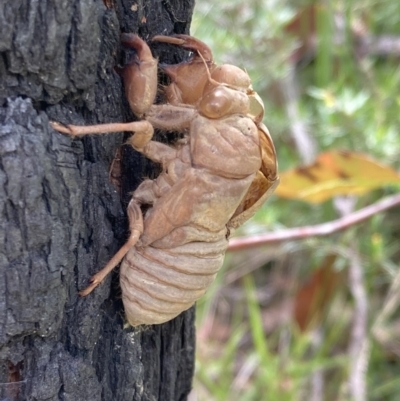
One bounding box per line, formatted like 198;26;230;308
50;34;279;326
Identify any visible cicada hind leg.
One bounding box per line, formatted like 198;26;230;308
79;198;144;296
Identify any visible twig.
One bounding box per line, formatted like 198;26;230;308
310;328;324;401
346;245;369;401
332;197;369;401
228;193;400;251
372;268;400;356
280;67;317;164
358;35;400;59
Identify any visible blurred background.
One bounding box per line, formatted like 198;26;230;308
188;1;400;400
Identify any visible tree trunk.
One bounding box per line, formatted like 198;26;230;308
0;1;196;400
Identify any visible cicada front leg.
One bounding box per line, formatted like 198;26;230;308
118;34;158;117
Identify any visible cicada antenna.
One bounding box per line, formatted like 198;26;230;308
197;50;220;87
197;51;248;92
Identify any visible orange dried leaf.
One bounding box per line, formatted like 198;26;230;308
294;254;343;331
275;150;400;203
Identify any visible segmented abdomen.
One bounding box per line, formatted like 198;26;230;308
120;237;228;326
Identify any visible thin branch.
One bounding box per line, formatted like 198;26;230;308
310;328;324;401
347;246;369;401
334;196;369;401
358;35;400;59
228;193;400;251
280;67;317;164
372;267;400;356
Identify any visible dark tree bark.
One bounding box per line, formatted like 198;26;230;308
0;1;196;400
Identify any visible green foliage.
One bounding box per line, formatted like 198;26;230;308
195;275;348;401
191;1;400;400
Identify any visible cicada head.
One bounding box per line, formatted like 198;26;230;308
161;60;216;105
153;35;217;106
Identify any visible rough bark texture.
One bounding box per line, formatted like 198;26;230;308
0;1;196;400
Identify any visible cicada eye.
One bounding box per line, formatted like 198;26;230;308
199;88;232;118
199;87;250;119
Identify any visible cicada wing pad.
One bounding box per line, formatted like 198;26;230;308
228;123;279;230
